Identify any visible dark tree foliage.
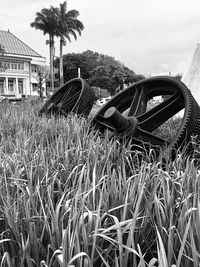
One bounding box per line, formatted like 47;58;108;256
54;50;144;95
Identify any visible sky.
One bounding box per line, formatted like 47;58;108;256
1;0;200;76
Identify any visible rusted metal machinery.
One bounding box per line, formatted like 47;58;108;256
39;78;95;117
90;76;200;158
39;75;200;158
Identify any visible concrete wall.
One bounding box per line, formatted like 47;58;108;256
182;43;200;105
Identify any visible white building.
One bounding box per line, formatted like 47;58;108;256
182;43;200;105
0;30;46;98
148;72;182;78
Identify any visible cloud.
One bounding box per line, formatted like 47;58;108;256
1;0;200;75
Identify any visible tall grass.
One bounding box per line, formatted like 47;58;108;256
0;102;199;266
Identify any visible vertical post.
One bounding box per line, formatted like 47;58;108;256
49;36;54;93
16;77;18;97
5;77;8;95
59;38;64;86
78;67;81;78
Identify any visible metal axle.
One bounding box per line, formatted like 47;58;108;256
104;107;137;135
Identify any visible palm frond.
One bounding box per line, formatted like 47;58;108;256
66;9;80;18
67;29;78;40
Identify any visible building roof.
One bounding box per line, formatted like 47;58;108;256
0;30;43;58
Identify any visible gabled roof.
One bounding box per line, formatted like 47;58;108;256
0;30;43;58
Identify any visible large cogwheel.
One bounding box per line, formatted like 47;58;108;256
90;76;200;159
39;78;95;117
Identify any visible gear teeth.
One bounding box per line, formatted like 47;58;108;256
90;76;200;160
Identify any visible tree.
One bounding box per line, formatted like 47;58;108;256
31;7;59;92
54;51;97;81
54;50;143;95
55;1;84;86
31;65;48;98
89;66;112;90
124;71;145;86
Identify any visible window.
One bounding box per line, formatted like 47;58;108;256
0;78;4;94
32;83;38;91
31;65;38;73
3;61;10;69
18;62;24;70
3;60;24;70
8;79;14;92
18;79;23;94
11;62;17;69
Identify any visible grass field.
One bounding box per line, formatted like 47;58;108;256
0;102;200;267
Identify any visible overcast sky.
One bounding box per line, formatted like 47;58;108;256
1;0;200;76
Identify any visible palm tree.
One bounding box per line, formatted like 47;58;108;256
31;7;59;92
56;2;84;86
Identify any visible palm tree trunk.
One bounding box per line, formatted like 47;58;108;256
49;34;54;92
59;37;64;86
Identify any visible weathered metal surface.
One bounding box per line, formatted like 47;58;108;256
39;78;95;117
90;76;200;158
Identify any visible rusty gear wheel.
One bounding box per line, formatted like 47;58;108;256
39;78;95;117
91;76;200;158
